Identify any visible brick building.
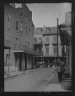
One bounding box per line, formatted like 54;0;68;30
4;3;35;73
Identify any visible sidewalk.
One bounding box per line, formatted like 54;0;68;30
44;84;67;92
4;68;39;79
44;77;72;92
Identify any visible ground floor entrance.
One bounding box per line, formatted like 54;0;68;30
14;52;34;71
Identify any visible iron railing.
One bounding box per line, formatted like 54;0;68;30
15;45;42;56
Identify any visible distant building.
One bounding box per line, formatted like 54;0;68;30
34;26;66;66
34;28;43;63
4;3;35;73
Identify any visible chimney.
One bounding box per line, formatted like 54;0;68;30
21;3;26;8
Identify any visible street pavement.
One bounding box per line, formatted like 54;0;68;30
4;67;62;92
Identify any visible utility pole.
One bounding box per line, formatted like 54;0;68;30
8;41;10;76
57;18;59;60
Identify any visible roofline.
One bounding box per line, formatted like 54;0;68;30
43;33;60;36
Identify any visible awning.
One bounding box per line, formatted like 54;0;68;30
14;50;24;52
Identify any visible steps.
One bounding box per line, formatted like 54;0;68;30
61;77;72;90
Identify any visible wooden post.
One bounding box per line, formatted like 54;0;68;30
8;41;10;75
57;18;59;60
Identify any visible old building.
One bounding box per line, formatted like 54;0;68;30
43;27;65;64
4;3;35;73
34;26;66;66
34;28;43;66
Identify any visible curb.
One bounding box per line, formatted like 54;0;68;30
4;68;56;79
4;68;40;79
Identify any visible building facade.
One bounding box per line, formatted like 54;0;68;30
34;26;66;66
34;28;43;65
4;3;35;73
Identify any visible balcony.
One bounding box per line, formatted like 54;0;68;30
15;45;34;53
15;45;42;56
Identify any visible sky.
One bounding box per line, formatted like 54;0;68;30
15;3;72;27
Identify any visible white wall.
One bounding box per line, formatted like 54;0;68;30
43;35;62;57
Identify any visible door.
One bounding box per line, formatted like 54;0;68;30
19;53;22;71
6;54;9;65
25;53;27;70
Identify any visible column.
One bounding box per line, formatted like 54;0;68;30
23;52;25;71
27;54;28;70
66;46;68;73
69;42;72;77
32;55;34;69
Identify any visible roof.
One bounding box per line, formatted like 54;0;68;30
34;27;59;35
34;28;43;35
44;27;58;35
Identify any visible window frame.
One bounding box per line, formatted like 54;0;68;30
45;45;49;55
53;35;57;44
53;45;57;55
16;19;19;32
46;36;49;43
8;15;11;29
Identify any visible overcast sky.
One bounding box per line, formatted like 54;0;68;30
15;3;72;27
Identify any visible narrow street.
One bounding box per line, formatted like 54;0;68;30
4;67;59;92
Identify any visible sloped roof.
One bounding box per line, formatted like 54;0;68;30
34;27;59;35
34;27;43;35
44;27;58;34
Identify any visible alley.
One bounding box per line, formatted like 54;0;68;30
4;67;59;92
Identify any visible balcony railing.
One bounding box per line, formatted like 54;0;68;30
15;45;42;56
15;45;34;53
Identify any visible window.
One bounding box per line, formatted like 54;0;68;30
21;13;22;17
45;45;49;55
16;20;19;31
26;14;28;23
46;36;49;43
16;38;19;48
39;37;42;43
53;46;57;55
26;26;27;35
34;38;37;44
53;36;57;44
28;25;30;33
20;20;23;32
8;15;11;29
25;41;27;46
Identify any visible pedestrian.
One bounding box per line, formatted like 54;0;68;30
61;63;66;81
56;63;62;82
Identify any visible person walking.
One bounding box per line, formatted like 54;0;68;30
56;63;62;82
61;63;66;81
